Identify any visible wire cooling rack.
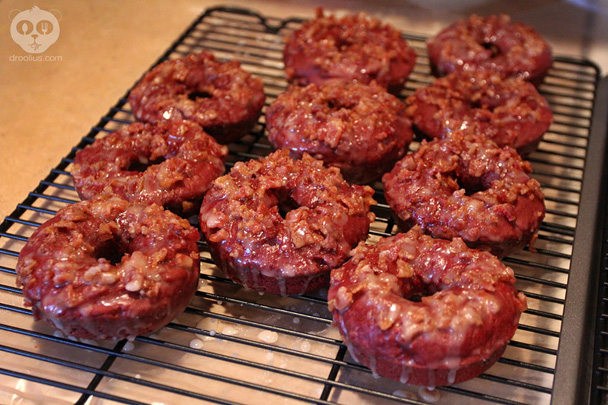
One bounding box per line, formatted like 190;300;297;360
0;6;605;405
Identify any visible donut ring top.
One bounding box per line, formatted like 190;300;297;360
406;71;553;156
382;132;545;258
72;120;228;214
16;197;201;340
199;150;376;296
328;227;528;387
266;79;413;184
283;9;417;94
427;14;553;86
128;51;266;144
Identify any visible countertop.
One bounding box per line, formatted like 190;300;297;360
1;0;607;220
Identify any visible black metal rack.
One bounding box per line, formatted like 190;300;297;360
0;6;605;404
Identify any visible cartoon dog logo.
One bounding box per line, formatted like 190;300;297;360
9;6;61;54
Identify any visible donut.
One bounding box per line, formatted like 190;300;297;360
382;132;545;258
15;197;201;340
127;51;266;144
266;79;413;184
328;227;528;387
199;150;376;296
283;8;417;95
406;71;553;156
72;120;228;215
427;14;553;86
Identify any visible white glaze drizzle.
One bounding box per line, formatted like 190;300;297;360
418;386;441;403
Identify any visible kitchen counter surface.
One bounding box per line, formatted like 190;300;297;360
1;0;607;220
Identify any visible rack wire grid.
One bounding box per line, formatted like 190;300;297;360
0;6;604;405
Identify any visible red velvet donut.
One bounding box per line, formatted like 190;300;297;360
266;79;413;184
72;120;228;215
283;9;416;95
199;150;376;296
427;14;553;86
128;51;266;144
328;227;528;387
16;197;201;340
406;71;553;156
382;132;545;258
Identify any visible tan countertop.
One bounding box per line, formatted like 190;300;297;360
1;0;607;220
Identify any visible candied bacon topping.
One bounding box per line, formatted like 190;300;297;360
427;14;553;86
328;227;527;386
406;71;553;156
382;131;545;257
72;120;228;214
284;9;416;94
16;197;200;340
200;150;376;295
266;79;413;184
128;51;265;143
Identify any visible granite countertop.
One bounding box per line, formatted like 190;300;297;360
1;0;606;220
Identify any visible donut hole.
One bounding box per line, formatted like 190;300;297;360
187;90;213;101
401;282;438;303
127;156;167;172
325;98;356;112
334;36;353;52
408;293;423;303
468;98;499;114
276;193;300;219
482;41;500;58
95;237;127;266
461;177;488;196
469;99;484;110
451;169;493;196
278;204;295;219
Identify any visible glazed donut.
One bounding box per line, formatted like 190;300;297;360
427;14;553;86
328;227;528;387
199;150;376;296
283;9;416;95
127;51;265;144
382;132;545;258
15;197;201;340
266;79;413;184
72;120;228;215
406;71;553;156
